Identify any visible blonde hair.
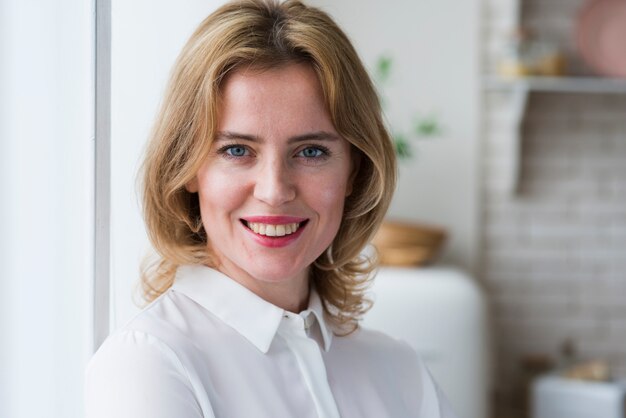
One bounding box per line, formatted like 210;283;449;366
140;0;396;331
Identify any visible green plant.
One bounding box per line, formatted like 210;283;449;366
373;55;442;159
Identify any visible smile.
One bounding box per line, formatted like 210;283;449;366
240;216;309;239
245;221;302;237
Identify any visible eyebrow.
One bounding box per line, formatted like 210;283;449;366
215;131;340;143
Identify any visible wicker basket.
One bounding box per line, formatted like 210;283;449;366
372;221;447;267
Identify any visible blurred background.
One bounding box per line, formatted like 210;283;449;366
1;0;625;417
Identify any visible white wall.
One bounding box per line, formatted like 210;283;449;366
0;1;94;417
308;0;481;274
110;0;225;327
110;0;481;324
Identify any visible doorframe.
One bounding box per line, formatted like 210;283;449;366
94;0;111;351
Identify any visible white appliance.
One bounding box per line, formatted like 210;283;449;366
362;266;490;418
532;375;626;418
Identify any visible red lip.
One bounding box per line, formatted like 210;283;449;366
240;217;308;248
241;215;307;224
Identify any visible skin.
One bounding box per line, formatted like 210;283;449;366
186;63;357;313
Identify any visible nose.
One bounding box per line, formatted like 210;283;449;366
253;157;296;206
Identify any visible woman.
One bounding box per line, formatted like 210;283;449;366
85;1;456;417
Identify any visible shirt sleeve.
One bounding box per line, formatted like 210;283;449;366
85;330;205;418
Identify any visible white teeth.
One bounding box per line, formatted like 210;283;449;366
246;222;301;237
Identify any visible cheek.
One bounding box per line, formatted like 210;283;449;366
196;169;246;221
313;185;347;254
308;175;348;225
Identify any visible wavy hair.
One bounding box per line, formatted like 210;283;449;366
140;0;397;332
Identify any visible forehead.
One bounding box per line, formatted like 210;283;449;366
217;63;336;137
222;62;323;98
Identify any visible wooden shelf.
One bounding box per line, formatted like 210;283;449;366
484;76;626;94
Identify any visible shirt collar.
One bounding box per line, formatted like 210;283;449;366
299;288;333;352
171;264;333;353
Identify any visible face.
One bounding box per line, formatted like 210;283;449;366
187;63;356;293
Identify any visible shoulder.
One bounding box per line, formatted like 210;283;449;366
328;326;424;387
330;327;458;418
108;288;219;354
85;291;214;418
333;325;418;361
87;288;212;377
85;329;204;418
86;328;187;389
87;325;184;372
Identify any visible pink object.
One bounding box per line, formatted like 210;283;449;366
576;0;626;78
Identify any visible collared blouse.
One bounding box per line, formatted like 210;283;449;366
85;264;456;418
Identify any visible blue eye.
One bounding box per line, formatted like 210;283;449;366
224;145;248;157
298;147;326;158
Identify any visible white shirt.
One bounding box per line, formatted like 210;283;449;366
85;264;456;418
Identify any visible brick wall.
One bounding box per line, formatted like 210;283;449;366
481;1;626;417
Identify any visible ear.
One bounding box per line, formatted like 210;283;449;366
185;177;199;193
345;150;361;197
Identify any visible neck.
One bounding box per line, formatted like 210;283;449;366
249;279;310;313
215;264;311;313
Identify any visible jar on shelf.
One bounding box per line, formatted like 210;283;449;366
497;27;567;78
533;38;567;76
497;27;535;78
